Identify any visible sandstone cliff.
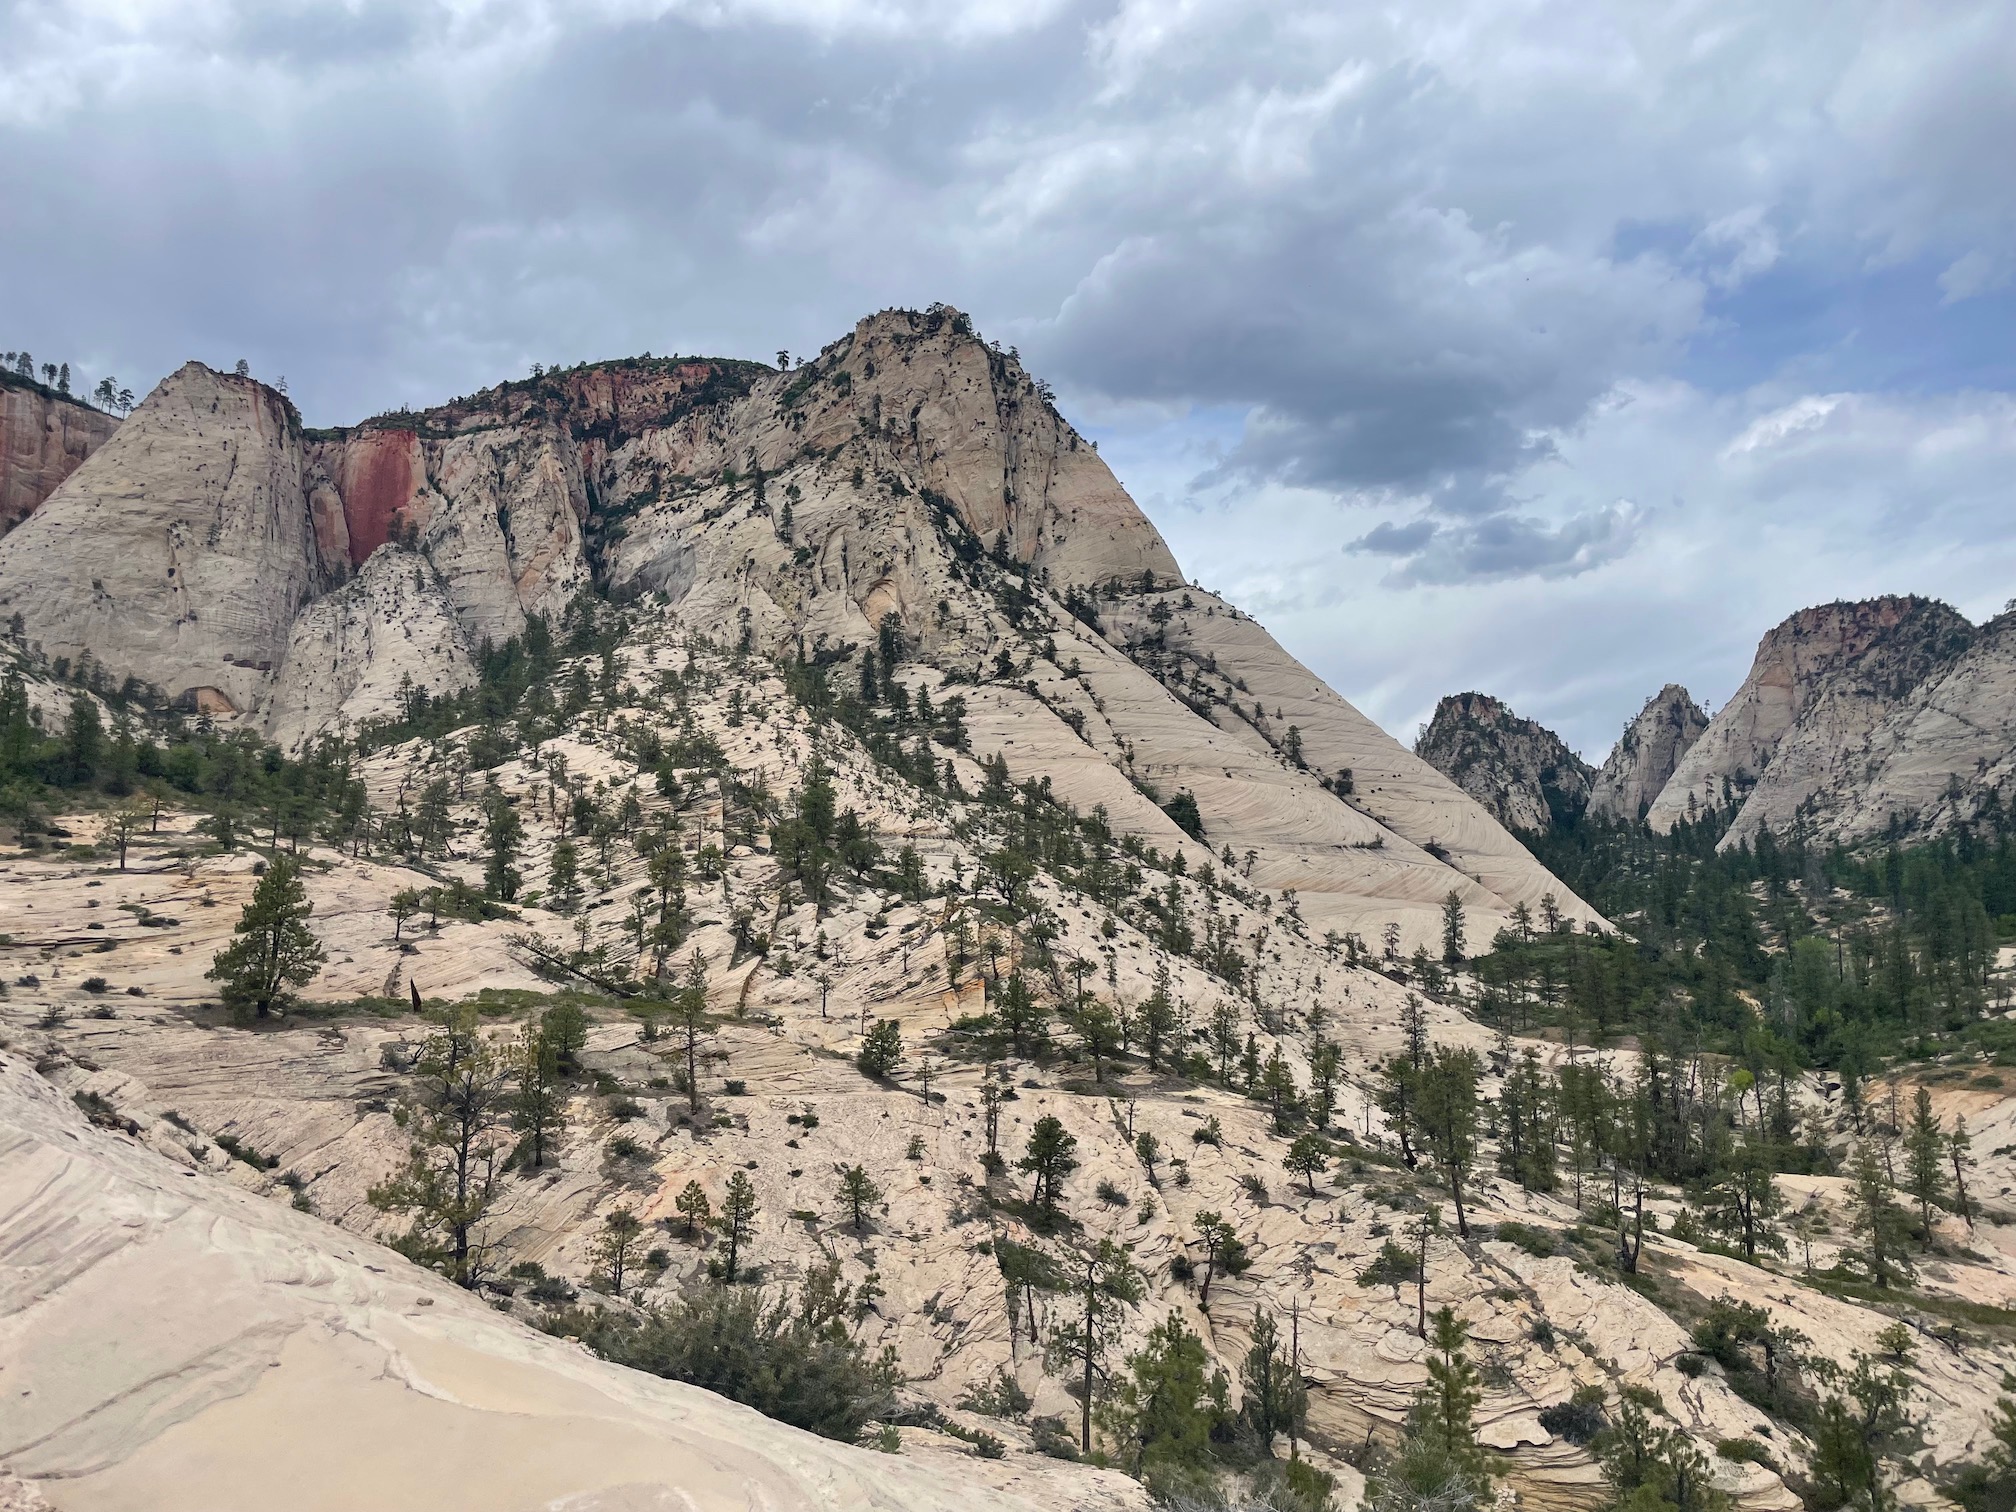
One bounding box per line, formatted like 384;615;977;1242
1645;597;1976;846
0;307;1594;948
0;363;335;716
0;371;118;533
1413;692;1593;834
1586;684;1707;823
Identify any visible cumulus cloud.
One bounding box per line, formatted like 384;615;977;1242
1347;503;1646;587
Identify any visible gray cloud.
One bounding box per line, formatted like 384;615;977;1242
2;0;2011;752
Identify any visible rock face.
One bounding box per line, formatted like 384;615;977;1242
0;372;119;532
0;1050;1138;1512
0;307;1594;944
0;363;334;716
1414;692;1593;834
1587;684;1708;823
265;546;477;752
1645;597;1977;846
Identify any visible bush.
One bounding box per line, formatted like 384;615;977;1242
551;1276;901;1444
1494;1221;1557;1258
606;1134;646;1160
724;1079;748;1096
960;1366;1033;1420
607;1097;645;1121
1095;1178;1128;1206
81;976;110;993
1030;1414;1079;1460
1539;1386;1607;1446
1717;1439;1775;1467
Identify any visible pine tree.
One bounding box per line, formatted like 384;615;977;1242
669;951;714;1112
1416;1046;1482;1236
207;855;327;1021
1239;1308;1306;1456
1020;1115;1079;1223
1441;890;1466;965
1701;1135;1787;1263
674;1178;712;1238
1103;1310;1228;1478
715;1169;759;1282
1137;967;1180;1071
1848;1138;1914;1288
838;1164;881;1232
595;1207;645;1298
1046;1238;1144;1453
512;1018;566;1168
483;785;523;900
858;1017;904;1079
1284;1132;1328;1197
1903;1087;1950;1240
1365;1305;1493;1512
1258;1045;1301;1133
368;1005;514;1286
1191;1210;1248;1309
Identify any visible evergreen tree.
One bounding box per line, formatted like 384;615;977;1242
838;1164;881;1232
1103;1310;1228;1479
669;951;714;1112
1020;1114;1079;1222
1596;1395;1725;1512
207;855;327;1021
1239;1308;1306;1456
512;1018;566;1168
994;971;1048;1056
1284;1131;1328;1196
715;1169;760;1282
1258;1045;1301;1133
1441;890;1466;965
1046;1238;1144;1453
1416;1046;1482;1236
369;1005;514;1286
1191;1210;1249;1308
595;1208;645;1298
482;784;523;900
858;1017;904;1080
1903;1087;1950;1239
674;1179;712;1238
1848;1137;1914;1288
1137;968;1180;1071
1497;1046;1557;1191
1365;1306;1493;1512
1701;1135;1788;1264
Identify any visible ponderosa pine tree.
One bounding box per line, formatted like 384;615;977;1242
207;854;326;1021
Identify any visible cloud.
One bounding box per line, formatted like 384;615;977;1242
1346;503;1646;587
2;0;2012;754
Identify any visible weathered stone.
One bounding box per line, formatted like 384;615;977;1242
1414;691;1594;834
1586;684;1707;823
0;372;118;532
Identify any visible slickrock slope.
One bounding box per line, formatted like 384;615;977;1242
0;1050;1144;1512
0;364;334;717
0;373;118;532
1586;685;1707;823
1413;692;1593;834
1645;597;1977;847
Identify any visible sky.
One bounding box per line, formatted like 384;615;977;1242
4;0;2013;760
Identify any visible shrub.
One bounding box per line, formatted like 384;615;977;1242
606;1134;645;1160
1030;1414;1078;1460
81;976;110;993
551;1275;901;1444
960;1366;1033;1420
1717;1439;1775;1467
1495;1221;1557;1258
724;1079;748;1096
1096;1178;1128;1206
1539;1386;1607;1446
607;1096;645;1122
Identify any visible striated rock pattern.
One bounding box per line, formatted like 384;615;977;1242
0;1051;1143;1512
1414;691;1594;834
1646;597;1977;846
0;372;119;532
1587;684;1708;823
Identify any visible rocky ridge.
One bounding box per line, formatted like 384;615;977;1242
1585;684;1707;824
0;306;1597;952
1646;597;1980;846
1412;692;1593;835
